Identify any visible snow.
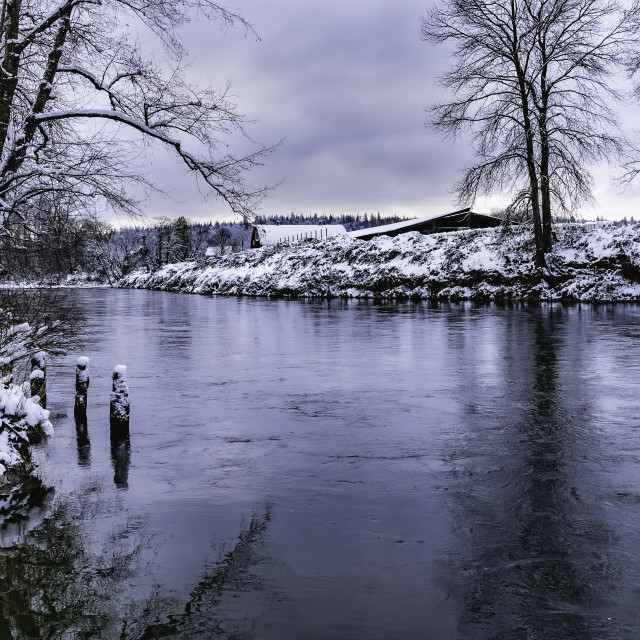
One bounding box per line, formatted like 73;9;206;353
31;351;46;368
114;364;127;377
119;224;640;302
0;382;53;477
0;430;20;476
110;366;129;421
77;356;90;367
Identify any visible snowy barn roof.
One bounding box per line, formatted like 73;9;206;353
347;208;501;240
251;225;347;248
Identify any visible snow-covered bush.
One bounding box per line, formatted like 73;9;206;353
0;383;53;479
0;288;69;481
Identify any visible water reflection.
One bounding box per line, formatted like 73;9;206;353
74;409;91;467
446;308;617;639
110;422;131;489
0;487;272;640
0;476;53;548
10;293;640;638
136;507;272;639
0;490;152;638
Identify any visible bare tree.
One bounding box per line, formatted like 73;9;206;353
423;0;638;263
210;224;232;255
0;0;276;240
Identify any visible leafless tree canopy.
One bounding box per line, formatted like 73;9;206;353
423;0;639;261
0;0;276;237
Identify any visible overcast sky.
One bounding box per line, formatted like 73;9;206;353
141;0;639;223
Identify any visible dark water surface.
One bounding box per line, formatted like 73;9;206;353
3;290;640;639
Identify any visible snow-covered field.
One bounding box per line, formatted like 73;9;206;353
119;224;640;302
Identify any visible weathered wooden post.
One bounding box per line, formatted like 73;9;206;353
110;364;130;427
110;364;130;488
73;355;91;465
30;351;46;408
74;356;90;415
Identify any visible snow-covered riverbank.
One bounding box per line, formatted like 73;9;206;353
119;224;640;302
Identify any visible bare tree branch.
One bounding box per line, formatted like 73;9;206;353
0;0;275;237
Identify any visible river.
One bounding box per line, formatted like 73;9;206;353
2;290;640;639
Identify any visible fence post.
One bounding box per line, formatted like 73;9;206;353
110;364;130;427
30;351;46;408
74;356;90;415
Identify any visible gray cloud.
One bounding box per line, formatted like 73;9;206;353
141;0;636;223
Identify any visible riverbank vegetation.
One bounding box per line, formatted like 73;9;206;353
0;213;412;285
0;289;77;483
120;223;640;302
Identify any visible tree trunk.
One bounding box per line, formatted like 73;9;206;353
538;29;553;256
511;19;544;266
0;0;23;154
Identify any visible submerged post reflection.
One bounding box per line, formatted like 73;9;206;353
110;421;131;490
74;408;91;467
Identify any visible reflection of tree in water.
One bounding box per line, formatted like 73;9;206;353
0;490;272;640
444;308;616;639
0;490;149;639
0;477;53;547
133;506;273;640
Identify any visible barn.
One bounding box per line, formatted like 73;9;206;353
250;224;348;248
250;208;501;249
347;208;500;241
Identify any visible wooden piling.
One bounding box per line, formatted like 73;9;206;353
30;351;46;408
74;356;90;416
110;364;130;427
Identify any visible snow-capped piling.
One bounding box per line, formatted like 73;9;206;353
74;356;90;415
109;364;130;488
29;352;46;408
109;364;129;427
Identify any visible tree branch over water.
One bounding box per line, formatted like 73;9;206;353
0;0;276;236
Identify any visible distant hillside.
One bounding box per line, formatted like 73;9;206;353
119;224;640;302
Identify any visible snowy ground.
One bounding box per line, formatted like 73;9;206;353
119;224;640;302
0;273;109;289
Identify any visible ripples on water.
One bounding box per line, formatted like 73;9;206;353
2;291;640;639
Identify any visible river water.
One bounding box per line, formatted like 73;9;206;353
2;290;640;639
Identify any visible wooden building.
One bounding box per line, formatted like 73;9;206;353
347;208;501;241
250;209;501;249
